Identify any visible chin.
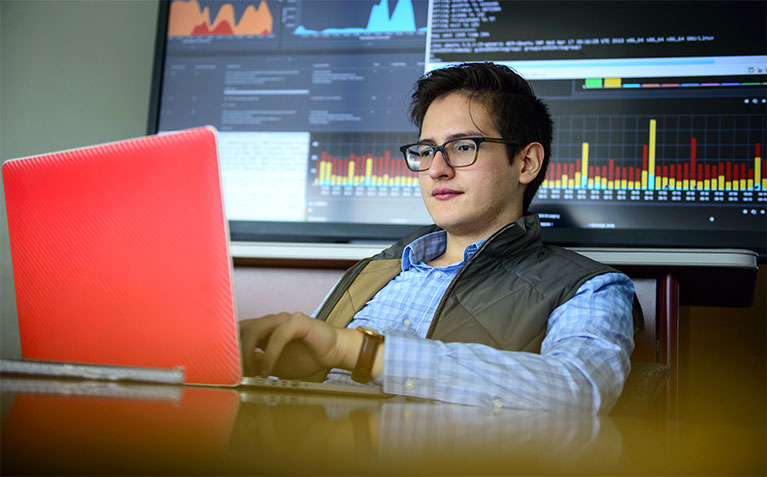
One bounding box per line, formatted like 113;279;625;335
431;217;469;233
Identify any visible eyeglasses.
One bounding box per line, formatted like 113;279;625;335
399;137;518;172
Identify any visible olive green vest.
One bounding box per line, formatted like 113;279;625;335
316;215;643;352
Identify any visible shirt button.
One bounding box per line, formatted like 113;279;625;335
403;318;412;327
433;271;442;279
405;378;416;390
492;399;503;409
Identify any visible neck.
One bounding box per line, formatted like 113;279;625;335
427;215;525;267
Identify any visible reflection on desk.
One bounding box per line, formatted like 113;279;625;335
1;376;764;475
1;378;238;475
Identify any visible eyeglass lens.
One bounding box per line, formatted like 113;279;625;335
406;138;478;171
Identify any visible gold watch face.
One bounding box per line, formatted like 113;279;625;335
358;326;384;340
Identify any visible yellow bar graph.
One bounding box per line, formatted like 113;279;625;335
318;161;326;183
536;116;766;194
649;119;657;189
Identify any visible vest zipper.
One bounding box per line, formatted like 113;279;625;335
425;222;518;338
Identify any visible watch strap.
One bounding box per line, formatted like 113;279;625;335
351;327;384;384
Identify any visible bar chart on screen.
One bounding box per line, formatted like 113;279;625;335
304;132;428;225
538;113;767;205
308;133;418;191
312;150;417;188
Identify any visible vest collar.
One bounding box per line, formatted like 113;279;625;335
378;214;543;261
479;214;544;258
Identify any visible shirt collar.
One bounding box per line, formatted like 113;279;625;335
402;230;485;271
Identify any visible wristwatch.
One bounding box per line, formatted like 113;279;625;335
351;326;384;383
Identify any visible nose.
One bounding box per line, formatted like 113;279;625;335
426;148;454;179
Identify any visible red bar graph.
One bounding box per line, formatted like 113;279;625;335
314;150;417;187
543;116;765;191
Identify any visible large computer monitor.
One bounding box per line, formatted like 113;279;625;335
148;0;766;257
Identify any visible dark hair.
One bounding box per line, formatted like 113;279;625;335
408;62;553;215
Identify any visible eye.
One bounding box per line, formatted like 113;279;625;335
416;145;435;157
451;140;477;153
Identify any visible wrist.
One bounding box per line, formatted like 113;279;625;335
350;326;385;383
339;327;364;370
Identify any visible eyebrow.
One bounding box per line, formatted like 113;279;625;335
417;131;483;144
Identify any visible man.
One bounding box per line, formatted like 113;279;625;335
240;62;639;413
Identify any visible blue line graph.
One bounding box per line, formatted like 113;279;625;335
294;0;422;35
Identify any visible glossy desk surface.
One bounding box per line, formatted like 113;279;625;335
1;376;764;476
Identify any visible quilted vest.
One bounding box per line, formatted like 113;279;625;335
316;215;642;353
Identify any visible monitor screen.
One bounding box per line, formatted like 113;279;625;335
148;0;767;256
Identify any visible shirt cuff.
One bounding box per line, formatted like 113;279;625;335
380;333;442;399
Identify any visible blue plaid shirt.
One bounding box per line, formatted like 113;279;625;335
324;230;635;414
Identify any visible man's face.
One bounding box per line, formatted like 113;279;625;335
418;92;526;240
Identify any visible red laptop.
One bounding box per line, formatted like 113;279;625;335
3;127;242;385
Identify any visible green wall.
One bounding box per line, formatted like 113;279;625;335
1;0;160;356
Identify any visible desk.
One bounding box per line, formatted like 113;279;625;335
1;376;764;475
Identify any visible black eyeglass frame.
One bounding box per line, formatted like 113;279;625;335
399;137;519;172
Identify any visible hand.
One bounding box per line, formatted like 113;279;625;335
239;313;361;380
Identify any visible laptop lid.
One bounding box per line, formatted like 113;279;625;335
3;127;242;385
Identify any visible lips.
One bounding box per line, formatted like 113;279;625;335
431;188;463;200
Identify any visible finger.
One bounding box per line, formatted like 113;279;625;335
249;348;265;377
239;315;281;376
257;317;305;377
239;319;260;376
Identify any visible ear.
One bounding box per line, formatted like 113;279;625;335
517;142;544;185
